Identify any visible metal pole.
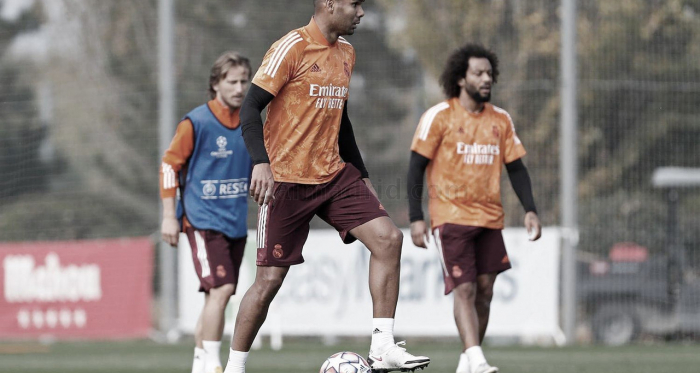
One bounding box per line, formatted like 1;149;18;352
666;189;681;305
560;0;578;345
158;0;177;336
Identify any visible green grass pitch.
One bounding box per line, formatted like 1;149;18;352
1;338;699;373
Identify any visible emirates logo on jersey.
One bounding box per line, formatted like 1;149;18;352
456;141;499;165
309;83;348;110
310;63;322;73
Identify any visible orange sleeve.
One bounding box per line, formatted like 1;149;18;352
160;119;194;199
501;112;527;164
410;105;447;160
252;33;304;96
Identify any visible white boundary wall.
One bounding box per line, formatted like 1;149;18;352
178;228;562;343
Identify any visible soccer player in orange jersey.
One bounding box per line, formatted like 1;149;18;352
223;1;429;373
407;44;542;373
160;52;252;373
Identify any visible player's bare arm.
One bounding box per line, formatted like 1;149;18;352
409;220;430;249
525;211;542;241
250;163;274;205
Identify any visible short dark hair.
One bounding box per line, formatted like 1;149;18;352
209;52;251;99
439;43;499;98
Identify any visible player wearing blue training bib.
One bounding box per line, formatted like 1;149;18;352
160;52;252;373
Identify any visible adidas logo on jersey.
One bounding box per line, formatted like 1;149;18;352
310;63;322;73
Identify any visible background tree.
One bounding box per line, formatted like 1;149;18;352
378;0;700;257
1;0;698;260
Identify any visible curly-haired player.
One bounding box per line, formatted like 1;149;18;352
408;43;541;373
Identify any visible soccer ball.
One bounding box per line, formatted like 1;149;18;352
320;351;371;373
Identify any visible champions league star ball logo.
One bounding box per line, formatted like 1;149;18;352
211;136;233;158
216;136;227;151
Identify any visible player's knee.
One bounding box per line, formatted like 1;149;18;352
254;273;285;300
390;228;403;245
369;227;403;260
476;286;494;304
381;228;403;251
380;228;403;260
454;282;477;301
475;294;492;312
210;284;236;303
476;278;495;302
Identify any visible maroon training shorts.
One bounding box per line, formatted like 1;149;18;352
256;164;389;266
433;223;511;294
185;227;246;293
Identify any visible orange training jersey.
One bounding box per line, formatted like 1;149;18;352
252;17;355;184
411;99;527;229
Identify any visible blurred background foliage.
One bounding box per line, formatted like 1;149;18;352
0;0;698;263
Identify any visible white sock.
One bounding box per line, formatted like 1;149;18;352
224;349;249;373
457;352;470;373
202;340;222;371
370;318;395;354
192;347;206;373
466;346;487;372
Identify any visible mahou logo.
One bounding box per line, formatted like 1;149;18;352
3;252;102;303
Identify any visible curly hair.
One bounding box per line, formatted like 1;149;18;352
439;43;499;98
209;52;252;99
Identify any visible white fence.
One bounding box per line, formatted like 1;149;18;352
178;228;563;344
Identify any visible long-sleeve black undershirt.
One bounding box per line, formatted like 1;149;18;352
407;151;430;222
240;84;273;165
338;103;369;178
505;158;537;214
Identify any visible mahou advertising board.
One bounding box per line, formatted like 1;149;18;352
0;238;153;339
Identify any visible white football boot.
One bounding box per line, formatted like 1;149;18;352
456;352;470;373
471;363;498;373
367;341;430;372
